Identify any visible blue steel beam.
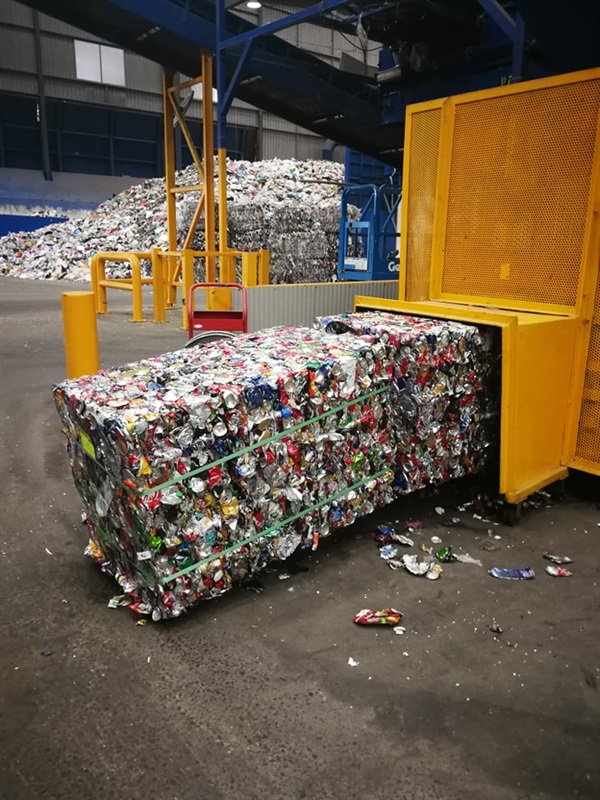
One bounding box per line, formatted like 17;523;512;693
512;12;526;80
216;0;355;148
221;41;253;113
476;0;517;38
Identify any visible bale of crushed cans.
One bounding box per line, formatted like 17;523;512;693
54;313;495;620
314;311;498;490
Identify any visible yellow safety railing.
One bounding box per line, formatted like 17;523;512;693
90;247;269;327
90;251;156;323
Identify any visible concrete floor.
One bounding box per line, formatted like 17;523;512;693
0;276;599;800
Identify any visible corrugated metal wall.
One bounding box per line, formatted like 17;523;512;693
246;281;398;331
0;0;370;164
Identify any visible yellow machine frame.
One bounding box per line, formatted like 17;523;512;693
359;68;600;504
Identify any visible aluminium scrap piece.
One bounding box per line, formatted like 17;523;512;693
53;326;400;620
314;311;497;490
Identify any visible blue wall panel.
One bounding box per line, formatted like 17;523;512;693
0;214;68;236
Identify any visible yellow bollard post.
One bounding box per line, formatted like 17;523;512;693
258;249;270;285
61;292;100;379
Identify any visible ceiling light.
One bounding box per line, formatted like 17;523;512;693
246;1;261;8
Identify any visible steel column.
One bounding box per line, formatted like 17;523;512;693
162;70;178;305
512;13;527;82
201;54;217;310
32;10;52;181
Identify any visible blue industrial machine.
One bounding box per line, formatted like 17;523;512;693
338;184;401;280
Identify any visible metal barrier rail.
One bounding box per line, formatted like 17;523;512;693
90;247;270;326
90;251;157;323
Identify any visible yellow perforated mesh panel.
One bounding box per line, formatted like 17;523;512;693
440;79;600;309
575;276;600;466
404;107;441;301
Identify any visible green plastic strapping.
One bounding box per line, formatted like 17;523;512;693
65;383;391;495
159;467;392;585
144;384;389;495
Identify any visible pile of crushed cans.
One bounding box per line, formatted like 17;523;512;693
0;158;354;284
54;312;496;620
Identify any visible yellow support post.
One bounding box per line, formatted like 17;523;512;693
258;249;270;285
130;256;144;322
61;292;100;379
90;254;107;313
163;70;178;308
241;252;258;287
217;147;228;251
181;249;195;330
201;55;216;311
213;145;232;310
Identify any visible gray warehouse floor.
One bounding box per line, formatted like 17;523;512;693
1;277;599;800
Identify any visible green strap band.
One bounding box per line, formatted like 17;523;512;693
65;383;391;496
144;383;389;495
159;466;392;585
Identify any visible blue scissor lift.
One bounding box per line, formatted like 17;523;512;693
338;184;401;281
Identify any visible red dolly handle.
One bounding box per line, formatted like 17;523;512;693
187;282;248;338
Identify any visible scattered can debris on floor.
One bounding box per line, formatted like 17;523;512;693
543;551;573;565
489;567;536;580
353;608;403;626
545;565;573;577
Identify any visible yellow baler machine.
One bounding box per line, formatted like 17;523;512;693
356;68;600;517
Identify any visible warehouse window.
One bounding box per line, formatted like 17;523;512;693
192;83;219;104
74;41;125;86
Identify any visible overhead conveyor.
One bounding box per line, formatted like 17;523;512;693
18;0;600;168
19;0;402;165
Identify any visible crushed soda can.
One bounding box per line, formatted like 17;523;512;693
435;546;457;563
370;530;391;544
370;523;397;544
426;564;443;580
455;553;483;566
543;551;573;565
391;533;414;547
353;608;403;626
545;565;573;577
108;594;132;608
488;566;535;580
387;559;404;571
401;553;432;577
380;544;398;560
